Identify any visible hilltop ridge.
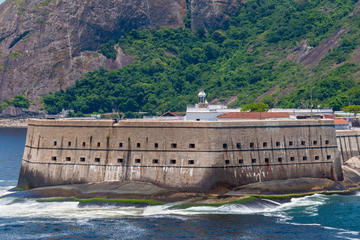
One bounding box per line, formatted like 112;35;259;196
0;0;240;103
41;0;360;115
2;0;360;115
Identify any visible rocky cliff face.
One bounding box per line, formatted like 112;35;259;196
0;0;240;103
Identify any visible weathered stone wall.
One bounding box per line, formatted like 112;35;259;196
336;130;360;163
18;118;343;191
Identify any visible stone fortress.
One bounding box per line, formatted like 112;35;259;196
18;91;345;191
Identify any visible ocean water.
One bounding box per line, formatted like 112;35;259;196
0;128;360;239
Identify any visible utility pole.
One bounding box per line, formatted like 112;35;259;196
310;83;313;117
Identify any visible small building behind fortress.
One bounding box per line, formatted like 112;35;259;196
18;91;344;191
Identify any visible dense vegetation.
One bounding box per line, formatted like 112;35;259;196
42;0;360;115
343;105;360;116
0;95;31;112
241;103;270;112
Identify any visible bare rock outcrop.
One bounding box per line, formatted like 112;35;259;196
0;0;241;103
288;28;349;67
190;0;241;31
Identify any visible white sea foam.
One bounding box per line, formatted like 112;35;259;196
0;185;15;197
143;194;328;217
283;222;360;239
0;192;329;220
323;226;360;236
0;198;143;219
0;189;357;239
262;198;282;206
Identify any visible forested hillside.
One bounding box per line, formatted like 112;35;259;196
42;0;360;115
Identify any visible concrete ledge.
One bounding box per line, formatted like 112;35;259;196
28;118;335;128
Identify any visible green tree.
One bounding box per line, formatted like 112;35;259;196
343;105;360;117
0;102;8;113
99;40;117;59
241;102;270;112
262;95;276;108
9;95;31;109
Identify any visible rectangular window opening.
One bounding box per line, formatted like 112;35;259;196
80;157;85;162
225;160;230;165
119;142;123;148
223;143;228;148
301;141;306;145
189;143;195;149
278;157;282;162
327;155;331;160
313;140;318;145
276;142;281;147
66;157;71;161
82;142;86;147
51;156;57;161
117;158;123;163
290;156;295;161
170;159;176;164
53;141;57;146
251;159;256;164
250;142;255;148
95;158;100;163
264;158;269;163
154;143;159;148
68;141;71;147
289;141;293;146
97;142;101;147
315;156;319;160
236;143;241;149
188;160;195;165
238;159;243;164
152;159;159;164
303;156;307;161
263;142;267;147
135;159;141;163
137;143;141;148
325;140;329;145
171;143;177;148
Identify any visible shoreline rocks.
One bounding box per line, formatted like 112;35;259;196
15;173;360;207
0;118;27;128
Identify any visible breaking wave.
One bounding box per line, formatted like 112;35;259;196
0;184;328;220
354;191;360;197
0;181;359;239
0;185;15;197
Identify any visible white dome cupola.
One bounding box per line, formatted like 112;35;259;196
198;90;206;104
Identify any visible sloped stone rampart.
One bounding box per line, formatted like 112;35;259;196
18;118;343;191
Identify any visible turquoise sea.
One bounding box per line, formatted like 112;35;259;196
0;128;360;239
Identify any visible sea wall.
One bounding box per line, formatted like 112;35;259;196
18;118;343;191
336;130;360;163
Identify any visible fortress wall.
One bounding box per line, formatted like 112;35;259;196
18;119;342;191
336;130;360;162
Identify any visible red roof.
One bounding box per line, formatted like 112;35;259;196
217;112;291;119
334;119;349;125
323;114;334;119
160;111;186;117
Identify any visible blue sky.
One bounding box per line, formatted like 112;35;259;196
0;0;4;4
